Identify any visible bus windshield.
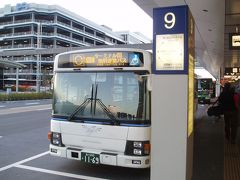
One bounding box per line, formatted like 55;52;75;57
53;72;150;125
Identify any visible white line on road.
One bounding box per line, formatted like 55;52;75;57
0;104;51;115
25;102;40;105
0;105;6;108
0;151;49;172
37;108;51;111
0;136;2;138
15;165;109;180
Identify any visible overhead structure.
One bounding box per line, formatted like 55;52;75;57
133;0;225;79
0;59;25;68
0;59;25;91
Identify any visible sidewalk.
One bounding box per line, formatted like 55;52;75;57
193;104;240;180
193;113;224;180
224;131;240;180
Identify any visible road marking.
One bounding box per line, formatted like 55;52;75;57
0;104;51;115
0;136;2;138
0;150;109;180
0;105;6;108
15;165;109;180
0;151;49;172
37;108;51;111
25;102;40;105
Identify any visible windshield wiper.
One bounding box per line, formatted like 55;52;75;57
95;98;119;125
67;84;119;125
67;97;119;125
93;84;119;125
67;84;94;122
67;98;91;122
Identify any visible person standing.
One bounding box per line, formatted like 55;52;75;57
219;82;238;144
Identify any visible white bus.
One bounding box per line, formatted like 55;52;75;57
48;48;151;168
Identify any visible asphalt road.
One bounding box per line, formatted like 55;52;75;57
0;100;150;180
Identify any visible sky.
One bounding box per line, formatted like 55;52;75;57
1;0;153;39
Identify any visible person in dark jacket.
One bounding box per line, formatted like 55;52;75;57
219;82;238;144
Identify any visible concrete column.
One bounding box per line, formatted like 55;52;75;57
54;26;57;36
216;71;221;97
54;14;57;23
31;37;33;47
151;6;195;180
54;39;57;48
83;37;85;44
12;28;15;48
31;12;34;22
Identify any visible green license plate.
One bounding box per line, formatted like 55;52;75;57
81;152;100;164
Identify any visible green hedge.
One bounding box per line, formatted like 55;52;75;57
0;92;52;101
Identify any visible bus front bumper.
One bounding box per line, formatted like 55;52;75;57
49;144;150;168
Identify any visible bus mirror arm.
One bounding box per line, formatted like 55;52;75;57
147;75;152;91
139;74;152;91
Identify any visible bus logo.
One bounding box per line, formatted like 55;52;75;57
81;125;102;135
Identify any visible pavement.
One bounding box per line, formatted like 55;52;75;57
1;100;236;180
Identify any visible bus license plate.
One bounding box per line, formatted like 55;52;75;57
81;152;100;164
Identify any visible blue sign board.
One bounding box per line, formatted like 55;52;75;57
153;5;189;74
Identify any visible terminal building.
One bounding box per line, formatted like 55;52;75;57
0;2;151;89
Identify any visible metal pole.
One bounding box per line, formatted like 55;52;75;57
36;54;40;93
36;23;42;93
16;67;19;93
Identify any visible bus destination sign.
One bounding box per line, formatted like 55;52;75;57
58;51;144;68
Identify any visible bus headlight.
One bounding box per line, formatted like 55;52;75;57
50;132;65;147
133;149;142;155
133;142;143;148
125;141;150;156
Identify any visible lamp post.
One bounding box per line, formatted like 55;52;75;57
16;67;19;92
36;23;42;93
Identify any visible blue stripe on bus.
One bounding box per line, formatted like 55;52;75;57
51;118;150;127
120;124;149;127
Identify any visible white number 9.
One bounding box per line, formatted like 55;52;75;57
164;12;175;29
